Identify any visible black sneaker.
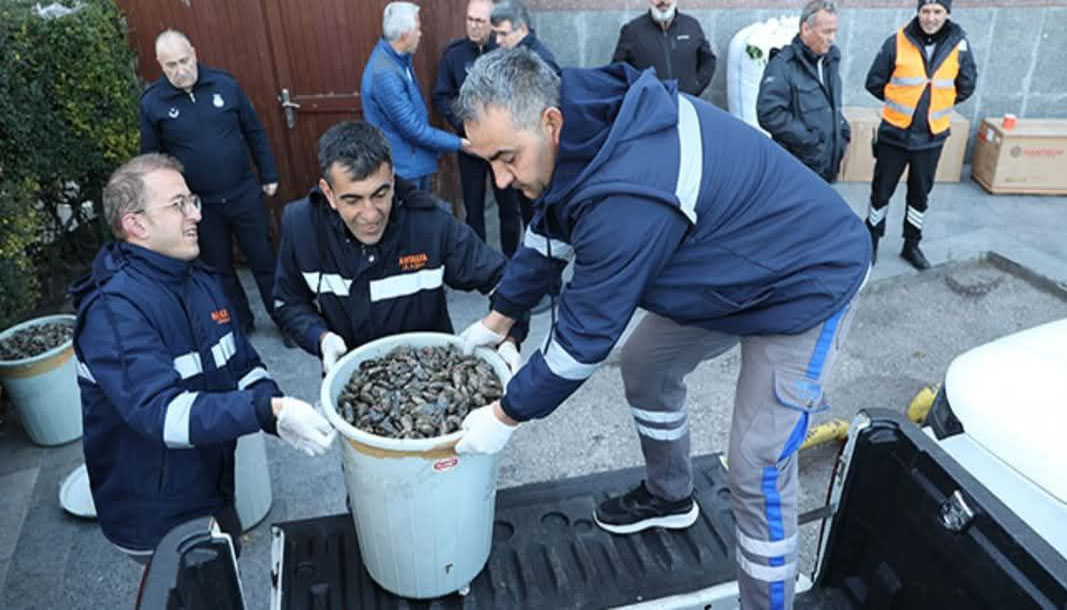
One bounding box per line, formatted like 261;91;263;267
593;481;699;534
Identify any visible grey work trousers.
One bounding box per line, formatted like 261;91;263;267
619;301;858;610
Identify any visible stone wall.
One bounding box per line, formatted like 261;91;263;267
523;1;1067;158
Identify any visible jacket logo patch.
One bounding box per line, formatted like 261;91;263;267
398;252;429;271
211;308;232;325
213;93;225;108
168;107;180;119
677;35;690;41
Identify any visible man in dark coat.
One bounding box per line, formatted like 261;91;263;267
72;153;334;562
453;48;870;610
433;0;521;256
757;0;850;182
273;121;523;374
612;0;717;96
490;0;562;228
140;29;280;335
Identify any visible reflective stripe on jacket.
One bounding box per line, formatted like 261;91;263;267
882;27;960;134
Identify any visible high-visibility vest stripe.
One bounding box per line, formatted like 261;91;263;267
882;27;961;134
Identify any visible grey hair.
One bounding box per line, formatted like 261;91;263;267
455;47;561;131
154;28;192;55
801;0;837;28
490;0;531;28
383;2;420;41
103;153;184;239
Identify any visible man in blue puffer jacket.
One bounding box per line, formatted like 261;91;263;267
71;154;336;562
454;49;870;610
361;2;470;191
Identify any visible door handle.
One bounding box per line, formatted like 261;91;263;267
278;88;301;129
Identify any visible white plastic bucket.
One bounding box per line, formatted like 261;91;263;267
321;332;510;599
0;314;82;446
234;431;272;531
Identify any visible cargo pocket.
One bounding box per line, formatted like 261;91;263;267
773;369;827;413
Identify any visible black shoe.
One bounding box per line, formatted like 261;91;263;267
593;481;699;534
901;240;931;271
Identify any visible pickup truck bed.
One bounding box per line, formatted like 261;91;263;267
272;454;738;609
140;410;1067;609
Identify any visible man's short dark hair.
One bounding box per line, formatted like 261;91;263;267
490;0;530;28
317;121;393;185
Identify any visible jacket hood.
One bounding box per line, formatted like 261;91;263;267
542;63;680;209
70;242;197;308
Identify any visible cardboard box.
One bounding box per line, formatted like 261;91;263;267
971;118;1067;195
837;106;970;183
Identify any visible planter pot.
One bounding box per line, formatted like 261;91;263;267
234;431;272;531
0;314;82;446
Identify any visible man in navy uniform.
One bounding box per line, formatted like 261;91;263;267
433;0;521;257
140;29;280;335
454;49;870;610
72;153;334;562
273;121;523;374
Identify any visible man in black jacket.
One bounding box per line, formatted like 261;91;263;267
433;0;521;257
273;121;523;374
490;0;562;228
756;1;849;183
865;0;976;270
141;30;280;335
612;0;716;97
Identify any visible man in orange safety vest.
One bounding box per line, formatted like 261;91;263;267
864;0;976;270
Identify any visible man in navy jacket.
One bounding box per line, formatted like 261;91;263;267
454;49;870;610
362;2;470;191
433;0;521;256
140;30;280;335
273;121;522;374
72;154;335;562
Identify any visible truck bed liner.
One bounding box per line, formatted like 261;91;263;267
273;454;738;609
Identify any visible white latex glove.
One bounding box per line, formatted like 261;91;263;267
262;182;278;196
496;341;521;374
455;404;517;455
320;332;348;374
276;398;336;456
459;320;506;355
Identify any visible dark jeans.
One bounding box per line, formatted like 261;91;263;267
458;151;521;257
868;141;943;240
198;189;277;328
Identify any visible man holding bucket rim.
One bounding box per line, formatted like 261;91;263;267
272;121;526;374
452;48;869;610
71;153;336;563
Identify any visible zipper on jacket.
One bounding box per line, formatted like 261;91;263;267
661;29;674;79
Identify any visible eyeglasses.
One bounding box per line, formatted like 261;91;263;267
136;194;202;217
466;16;489;25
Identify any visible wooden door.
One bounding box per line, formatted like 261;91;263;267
115;0;468;229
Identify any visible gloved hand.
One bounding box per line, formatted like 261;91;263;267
276;398;337;456
455;403;517;455
458;320;505;355
496;341;521;374
262;182;279;196
320;332;348;374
